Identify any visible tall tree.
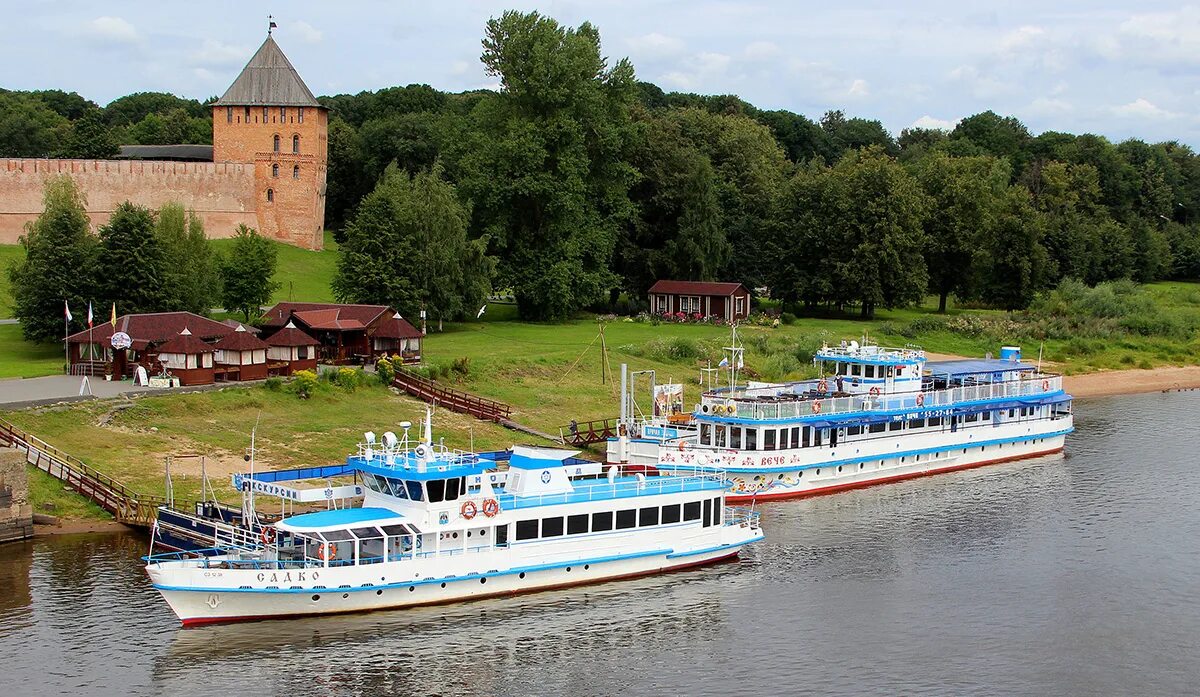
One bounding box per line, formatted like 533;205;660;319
333;165;493;326
0;92;68;157
156;203;219;313
976;186;1049;310
7;176;96;342
219;225;279;321
830;147;930;318
96;202;167;315
57;110;118;159
449;10;637;320
914;153;1009;312
325;118;368;237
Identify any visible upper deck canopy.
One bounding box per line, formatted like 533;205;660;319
276;507;404;533
926;359;1036;378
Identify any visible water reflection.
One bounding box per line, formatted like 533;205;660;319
3;391;1200;696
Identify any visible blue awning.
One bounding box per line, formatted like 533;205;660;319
926;359;1036;377
276;507;404;532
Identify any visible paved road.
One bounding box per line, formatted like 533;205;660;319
0;319;17;325
0;374;219;410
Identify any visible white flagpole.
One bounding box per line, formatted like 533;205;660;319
64;300;70;375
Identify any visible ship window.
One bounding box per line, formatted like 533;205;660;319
713;498;722;525
851;364;861;376
965;413;979;423
567;514;588;535
791;427;800;448
405;480;423;501
683;501;701;521
495;524;508;546
638;507;659;527
615;509;636;530
515;520;538;541
426;479;447;503
868;423;886;434
591;511;613;532
744;428;756;450
764;429;776;451
388;478;408;500
908;418;924;429
702;498;713;527
730;427;742;449
889;421;902;431
700;423;711;445
847;425;862;436
661;504;681;524
865;365;875;378
982;411;991;420
802;427;811;448
928;417;942;427
541;516;564;537
813;429;823;447
714;425;727;448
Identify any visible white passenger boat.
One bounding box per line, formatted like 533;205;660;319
608;337;1073;502
145;414;763;625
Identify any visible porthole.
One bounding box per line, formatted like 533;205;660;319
466;531;472;537
566;567;572;572
777;474;784;480
584;565;590;570
519;572;526;579
312;594;320;601
481;529;487;536
816;469;821;475
376;590;383;595
837;466;842;472
452;532;459;539
480;577;487;584
440;582;447;588
859;463;863;470
798;471;803;478
342;593;349;599
901;457;906;463
409;586;415;592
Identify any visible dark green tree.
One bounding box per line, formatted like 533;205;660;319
448;10;637;320
0;92;68;157
975;186;1049;310
57;110;118;159
219;225;280;321
7;176;96;342
325;118;369;236
156;202;219;313
333;165;493;326
96;202;167;315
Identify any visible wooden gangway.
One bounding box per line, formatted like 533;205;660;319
559;417;620;447
0;416;189;528
391;369;513;423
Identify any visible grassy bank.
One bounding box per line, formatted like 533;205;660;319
210;230;339;305
0;323;61;379
0;243;24;317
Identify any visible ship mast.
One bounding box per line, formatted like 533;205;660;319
723;324;744;391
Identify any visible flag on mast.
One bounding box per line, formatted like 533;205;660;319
719;357;729;367
87;302;93;328
110;302;117;328
64;300;73;322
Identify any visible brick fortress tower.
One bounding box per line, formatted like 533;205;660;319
212;32;328;249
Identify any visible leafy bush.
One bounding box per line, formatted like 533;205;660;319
451;356;472;378
263;377;283;391
335;367;361;391
290;370;319;399
375;357;396;385
780;312;797;325
761;353;801;381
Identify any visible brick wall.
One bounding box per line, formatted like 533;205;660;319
0;448;33;544
0;158;257;245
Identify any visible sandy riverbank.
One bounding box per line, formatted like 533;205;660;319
1064;366;1200;398
33;520;130;537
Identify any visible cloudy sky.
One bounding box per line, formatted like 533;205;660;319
7;1;1200;145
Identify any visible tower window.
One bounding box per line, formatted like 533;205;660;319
266;188;274;203
244;106;250;120
293;165;300;179
298;107;304;123
292;135;300;153
262;107;268;122
273;135;280;153
226;106;232;123
280;106;286;121
272;163;279;178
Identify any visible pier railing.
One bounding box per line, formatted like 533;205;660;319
702;375;1064;422
391;369;512;423
0;416;191;528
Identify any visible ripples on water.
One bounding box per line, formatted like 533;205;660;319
2;392;1199;696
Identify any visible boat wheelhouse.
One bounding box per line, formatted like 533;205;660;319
145;415;763;625
608;339;1073;502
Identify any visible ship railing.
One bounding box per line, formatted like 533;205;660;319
723;507;761;529
703;374;1064;421
354;441;480;470
500;470;726;510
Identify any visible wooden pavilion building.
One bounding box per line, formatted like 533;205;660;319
647;280;752;322
265;322;319;375
154;328;216;386
65;311;234;378
260;302;423;364
212;325;270;381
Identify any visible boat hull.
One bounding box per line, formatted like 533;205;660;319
724;433;1067;502
152;542;755;626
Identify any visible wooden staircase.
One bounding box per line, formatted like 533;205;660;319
391;369;513;422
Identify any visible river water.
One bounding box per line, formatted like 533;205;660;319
3;392;1199;696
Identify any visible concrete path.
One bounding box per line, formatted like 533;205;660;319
0;375;221;410
0;319;18;325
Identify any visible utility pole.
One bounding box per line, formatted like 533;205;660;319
598;321;608;385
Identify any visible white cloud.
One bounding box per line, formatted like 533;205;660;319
743;41;779;61
847;78;870;97
191;39;250;68
83;16;138;44
911;115;955;130
289;20;323;44
1110;7;1200;67
1111;97;1180;120
626;32;685;57
947;64;1014;99
998;25;1046;52
696;52;732;73
1025;97;1073;117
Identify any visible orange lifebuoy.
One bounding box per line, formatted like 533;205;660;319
678;439;689;452
1042;380;1050;391
460;500;478;520
817;379;828;393
811;400;822;414
916;393;925;407
259;527;276;545
317;542;337;561
869;386;881;396
482;498;501;517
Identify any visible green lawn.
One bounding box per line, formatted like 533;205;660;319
0;244;24;318
0;323;61;379
210;230;339;305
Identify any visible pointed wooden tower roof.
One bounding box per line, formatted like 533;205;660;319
215;35;321;107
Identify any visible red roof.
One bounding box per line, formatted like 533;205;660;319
266;325;318;347
262;302;388;328
292;308;366;331
213;327;269;351
156;330;216;354
220;319;261;334
66;312;233;345
262;302;422;338
647;280;747;296
370;313;423;340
